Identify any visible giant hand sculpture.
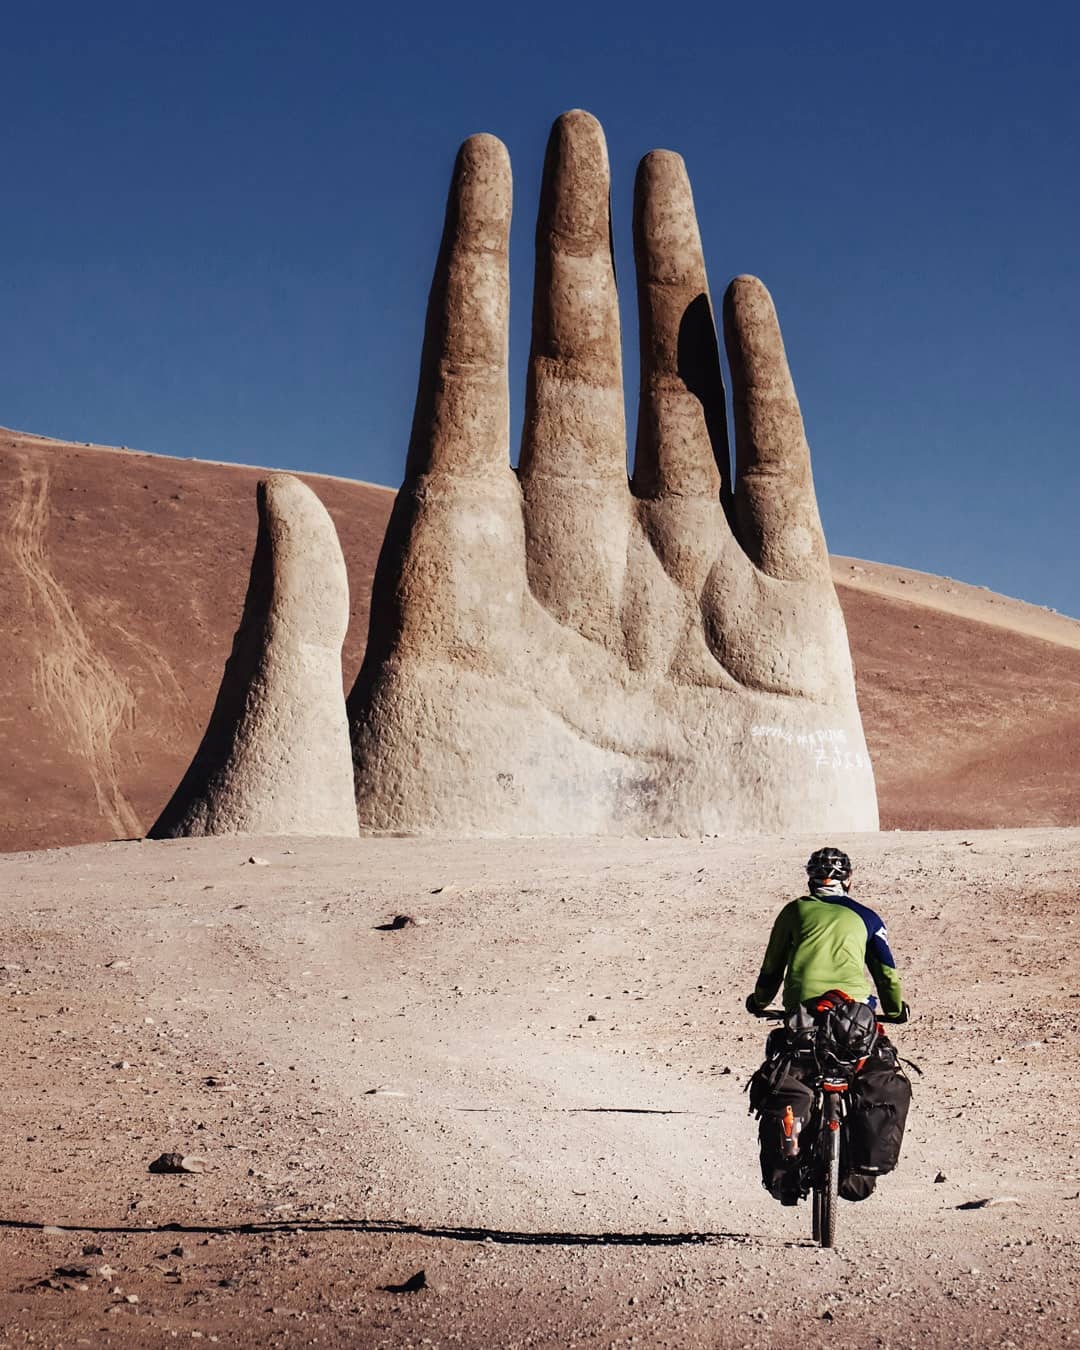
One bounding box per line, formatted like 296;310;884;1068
349;111;878;836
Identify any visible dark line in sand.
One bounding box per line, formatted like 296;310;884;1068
452;1107;714;1116
1;1217;751;1248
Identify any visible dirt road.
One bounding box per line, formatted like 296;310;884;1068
1;830;1077;1346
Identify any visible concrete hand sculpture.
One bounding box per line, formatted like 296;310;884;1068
151;474;358;838
350;111;878;836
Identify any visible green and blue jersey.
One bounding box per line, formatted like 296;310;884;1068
751;893;904;1017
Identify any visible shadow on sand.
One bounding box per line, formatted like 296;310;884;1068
0;1216;752;1248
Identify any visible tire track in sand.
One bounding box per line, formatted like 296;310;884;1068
8;459;143;838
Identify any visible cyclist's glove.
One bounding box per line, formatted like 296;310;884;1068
882;1002;910;1024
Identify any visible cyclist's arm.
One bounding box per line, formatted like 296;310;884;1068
750;903;796;1009
865;918;904;1019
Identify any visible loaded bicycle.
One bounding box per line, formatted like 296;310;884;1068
747;992;911;1250
750;1005;855;1247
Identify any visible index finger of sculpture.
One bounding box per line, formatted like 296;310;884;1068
519;110;626;483
631;150;728;503
723;275;831;582
405;133;512;481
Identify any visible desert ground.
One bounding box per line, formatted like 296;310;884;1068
2;427;1080;1346
1;829;1078;1347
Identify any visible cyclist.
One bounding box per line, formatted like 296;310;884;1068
745;847;911;1203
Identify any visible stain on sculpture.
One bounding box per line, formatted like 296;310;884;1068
151;474;358;839
349;109;879;836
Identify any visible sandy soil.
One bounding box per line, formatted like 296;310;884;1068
836;581;1080;831
833;557;1080;651
1;829;1077;1347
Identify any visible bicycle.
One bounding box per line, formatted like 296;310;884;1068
750;1005;862;1250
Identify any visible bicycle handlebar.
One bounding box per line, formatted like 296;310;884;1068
747;1002;910;1024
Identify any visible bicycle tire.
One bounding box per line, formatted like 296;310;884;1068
812;1178;822;1242
820;1125;839;1248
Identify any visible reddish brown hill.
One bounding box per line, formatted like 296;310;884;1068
0;430;391;852
3;427;1079;849
836;571;1080;829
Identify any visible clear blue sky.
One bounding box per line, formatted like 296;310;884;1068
4;2;1079;613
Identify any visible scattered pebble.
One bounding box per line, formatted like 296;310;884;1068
383;1270;427;1294
148;1153;208;1174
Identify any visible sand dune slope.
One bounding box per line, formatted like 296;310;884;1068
0;430;389;851
834;566;1080;829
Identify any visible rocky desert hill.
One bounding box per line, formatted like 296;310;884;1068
4;425;1080;850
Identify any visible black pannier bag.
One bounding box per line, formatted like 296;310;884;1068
748;1061;814;1196
843;1038;913;1176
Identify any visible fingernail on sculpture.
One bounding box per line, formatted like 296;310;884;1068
151;474;358;838
348;111;879;836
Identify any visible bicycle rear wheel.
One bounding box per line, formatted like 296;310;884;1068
819;1125;839;1248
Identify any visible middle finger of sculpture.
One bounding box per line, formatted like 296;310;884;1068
349;110;879;837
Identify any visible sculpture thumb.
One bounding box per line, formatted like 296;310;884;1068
149;473;358;839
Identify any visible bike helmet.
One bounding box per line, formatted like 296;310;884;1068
806;847;852;884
